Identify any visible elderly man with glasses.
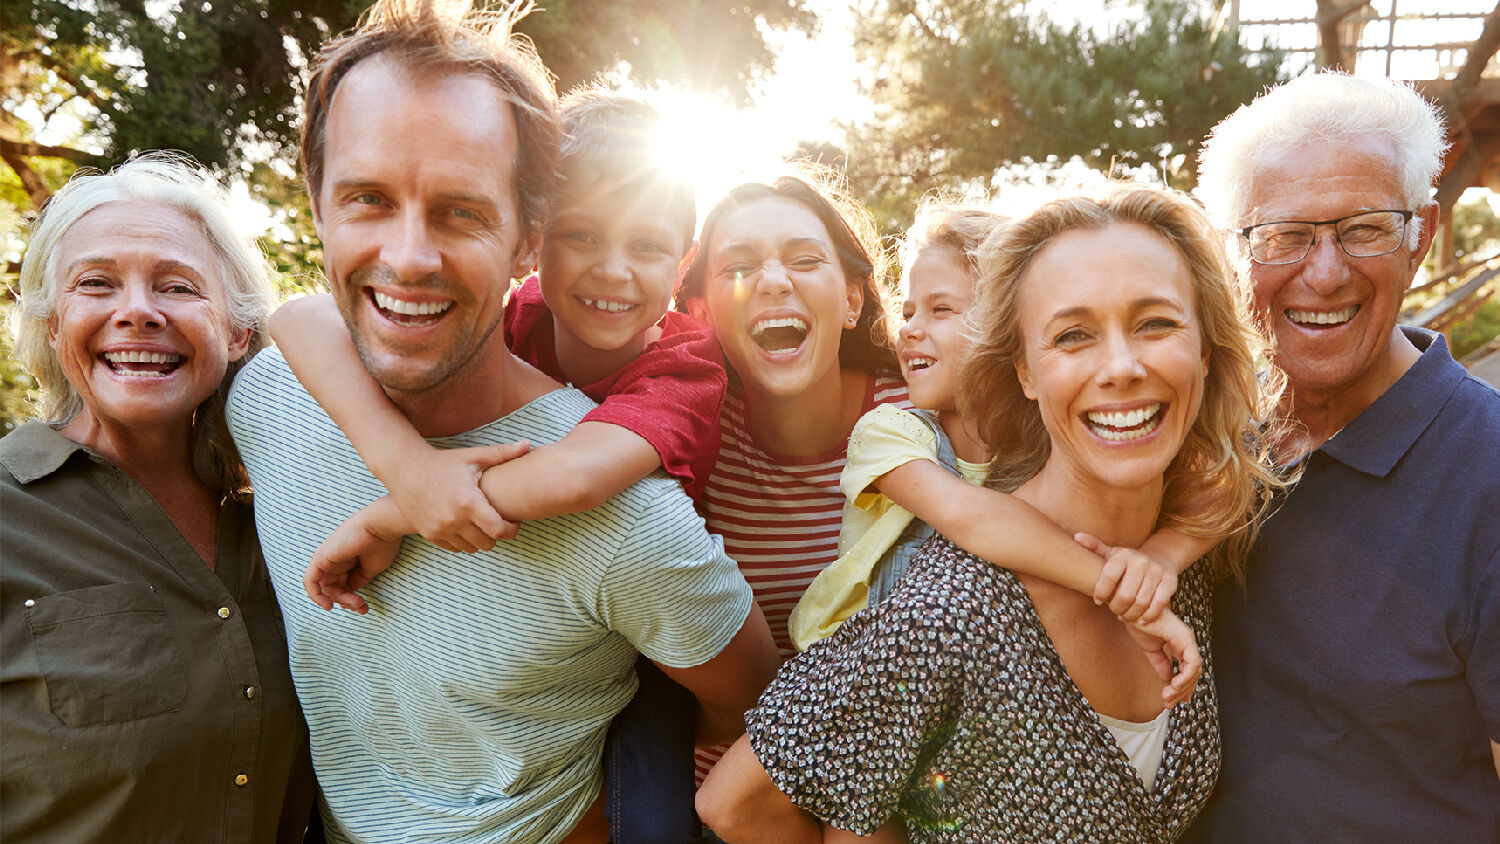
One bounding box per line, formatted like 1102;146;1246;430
1183;73;1500;843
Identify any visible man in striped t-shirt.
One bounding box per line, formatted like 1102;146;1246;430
227;3;774;842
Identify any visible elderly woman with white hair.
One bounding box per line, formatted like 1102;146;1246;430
0;153;315;842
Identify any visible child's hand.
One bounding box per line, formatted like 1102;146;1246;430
1077;532;1178;623
1122;609;1202;709
385;440;532;553
303;503;405;614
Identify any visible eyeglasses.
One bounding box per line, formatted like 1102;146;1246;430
1238;210;1414;265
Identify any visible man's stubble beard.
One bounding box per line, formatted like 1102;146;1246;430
337;265;505;398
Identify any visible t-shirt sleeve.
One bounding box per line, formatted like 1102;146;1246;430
746;581;966;834
502;273;547;358
594;480;752;669
580;312;726;502
840;404;941;515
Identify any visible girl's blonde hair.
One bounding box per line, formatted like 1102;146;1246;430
897;196;1006;293
960;186;1285;579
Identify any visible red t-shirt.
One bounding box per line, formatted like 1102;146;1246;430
503;276;725;503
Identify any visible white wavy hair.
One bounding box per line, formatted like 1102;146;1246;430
1196;71;1447;250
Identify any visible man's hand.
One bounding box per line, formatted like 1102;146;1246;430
385;440;530;552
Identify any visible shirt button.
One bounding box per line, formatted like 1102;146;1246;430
24;599;35;608
243;685;257;700
234;773;249;787
217;607;232;619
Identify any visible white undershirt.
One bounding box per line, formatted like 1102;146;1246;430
1097;708;1171;792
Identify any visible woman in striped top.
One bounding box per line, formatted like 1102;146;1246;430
679;172;907;781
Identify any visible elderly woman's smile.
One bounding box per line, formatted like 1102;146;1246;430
48;200;250;436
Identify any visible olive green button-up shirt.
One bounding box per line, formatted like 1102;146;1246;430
0;422;315;843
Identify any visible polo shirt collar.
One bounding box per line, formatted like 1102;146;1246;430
1317;327;1463;478
0;421;91;484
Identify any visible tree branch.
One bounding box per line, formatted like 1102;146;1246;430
1;150;53;208
0;139;106;167
1314;0;1370;70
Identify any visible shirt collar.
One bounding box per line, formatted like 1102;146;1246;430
0;421;92;484
1317;327;1464;478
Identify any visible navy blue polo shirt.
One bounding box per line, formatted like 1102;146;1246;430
1185;329;1500;843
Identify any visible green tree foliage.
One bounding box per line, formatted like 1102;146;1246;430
3;0;365;188
4;0;813;210
843;0;1286;232
517;0;815;104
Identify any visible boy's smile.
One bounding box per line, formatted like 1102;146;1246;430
539;182;689;382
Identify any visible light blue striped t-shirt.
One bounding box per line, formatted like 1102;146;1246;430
227;348;753;844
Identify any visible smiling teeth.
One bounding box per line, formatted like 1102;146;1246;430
105;351;181;365
1287;306;1357;325
373;291;452;316
906;356;936;370
1086;403;1162;441
580;298;635;313
103;350;181;378
753;317;808;335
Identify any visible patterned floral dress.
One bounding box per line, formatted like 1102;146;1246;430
746;535;1219;843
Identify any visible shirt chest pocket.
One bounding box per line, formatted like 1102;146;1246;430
25;582;189;727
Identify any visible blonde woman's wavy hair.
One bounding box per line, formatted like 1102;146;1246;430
959;186;1285;579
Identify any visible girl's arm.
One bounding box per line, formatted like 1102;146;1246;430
876;460;1221;623
1083;527;1220;622
875;459;1105;595
870;463;1203;704
1086;486;1223;621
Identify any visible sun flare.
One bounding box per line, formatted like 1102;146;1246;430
646;86;802;236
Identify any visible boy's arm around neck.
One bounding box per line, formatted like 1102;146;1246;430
478;310;726;519
269;293;433;475
477;421;663;520
269;294;518;547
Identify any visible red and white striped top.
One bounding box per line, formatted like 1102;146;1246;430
695;370;909;782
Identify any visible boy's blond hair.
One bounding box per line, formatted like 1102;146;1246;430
558;87;696;246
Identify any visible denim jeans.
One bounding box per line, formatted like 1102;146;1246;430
603;655;702;843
